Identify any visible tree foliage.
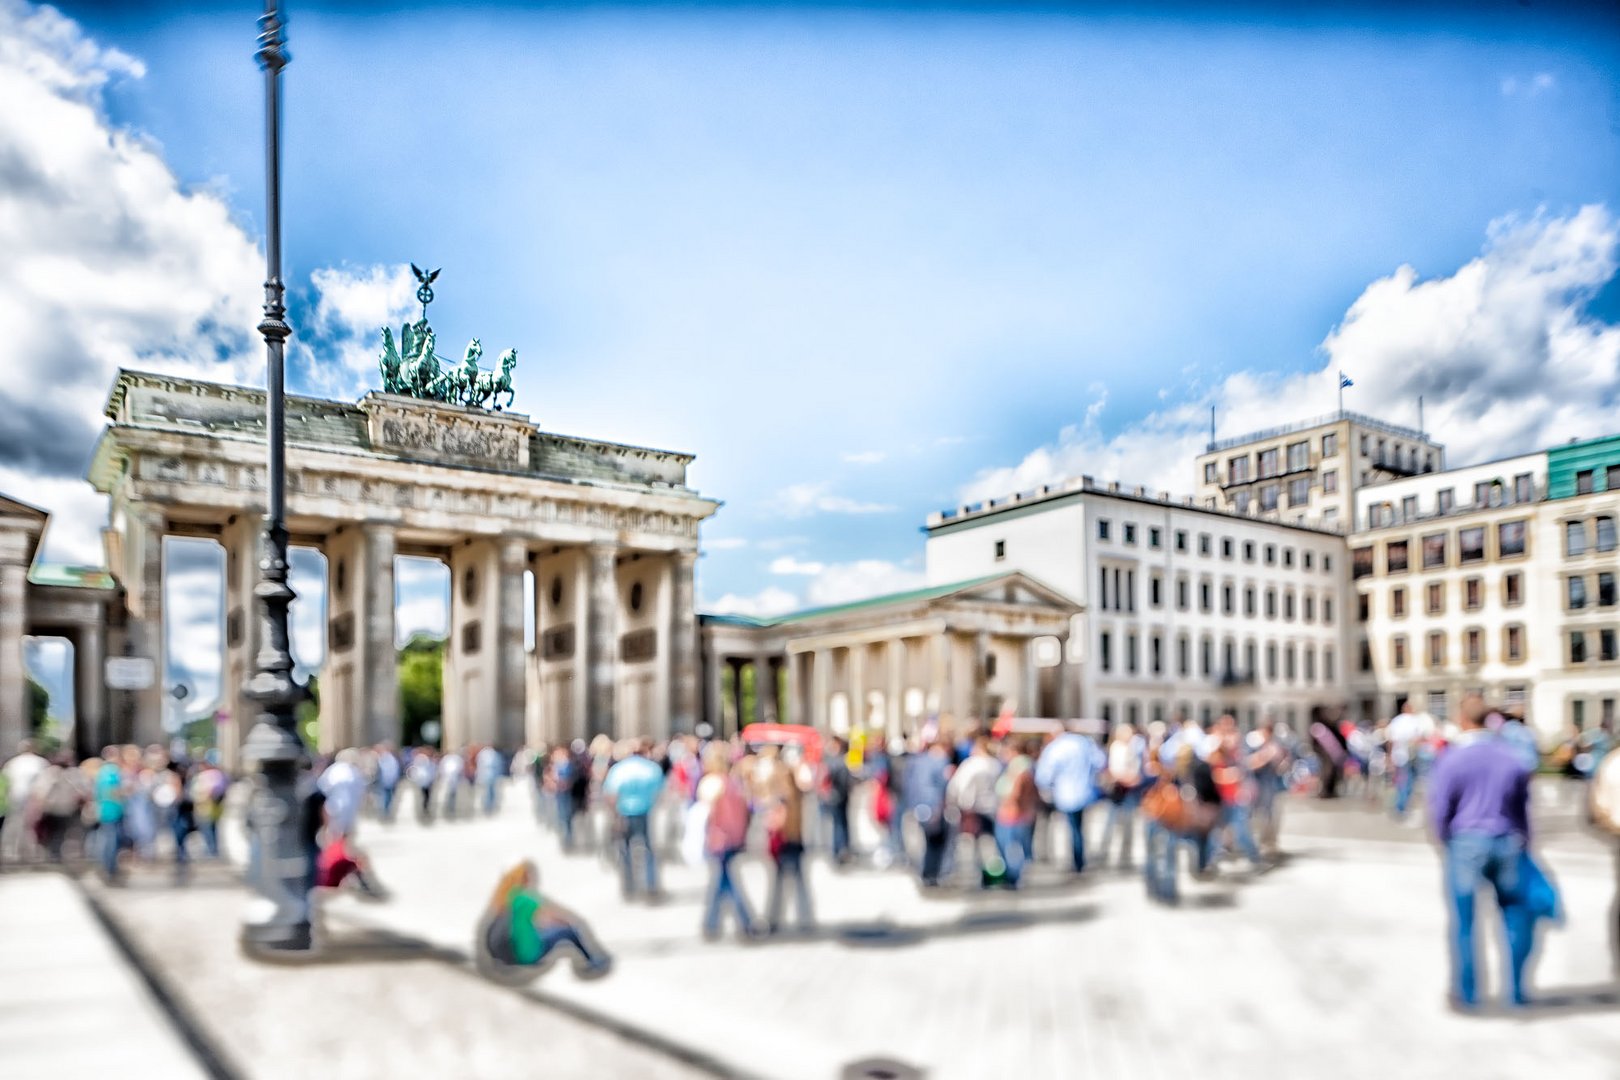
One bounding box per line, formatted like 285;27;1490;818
399;634;444;746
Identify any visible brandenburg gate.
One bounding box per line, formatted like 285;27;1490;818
88;367;717;763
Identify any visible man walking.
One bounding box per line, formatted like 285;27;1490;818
1035;723;1107;874
603;738;665;901
903;737;954;887
823;737;855;866
1428;694;1535;1008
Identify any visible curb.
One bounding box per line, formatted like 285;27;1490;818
76;875;247;1080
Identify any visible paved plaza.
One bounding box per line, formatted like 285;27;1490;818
7;784;1610;1080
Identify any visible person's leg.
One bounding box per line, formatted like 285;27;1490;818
558;794;574;849
1485;837;1533;1005
921;827;945;884
721;850;757;933
636;815;659;895
1230;803;1264;864
617;816;636;897
995;823;1024;888
766;856;785;930
1068;808;1086;873
789;846;814;928
1446;836;1487;1005
100;820;120;879
702;856;725;937
832;803;850;863
1120;795;1138;867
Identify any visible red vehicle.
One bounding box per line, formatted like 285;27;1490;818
739;723;824;764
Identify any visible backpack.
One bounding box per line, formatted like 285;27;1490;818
705;778;751;854
1590;752;1620;836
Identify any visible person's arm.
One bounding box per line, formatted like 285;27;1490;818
1427;761;1456;844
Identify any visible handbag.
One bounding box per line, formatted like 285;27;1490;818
1519;852;1563;926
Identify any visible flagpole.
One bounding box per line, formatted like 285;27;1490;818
1338;370;1344;414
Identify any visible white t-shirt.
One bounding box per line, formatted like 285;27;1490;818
2;753;47;809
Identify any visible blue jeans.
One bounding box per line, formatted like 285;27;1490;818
1064;807;1089;873
99;819;124;879
703;849;757;936
618;813;659;897
1395;764;1417;816
1209;803;1263;865
1446;832;1534;1005
1144;819;1178;901
767;843;814;930
556;793;576;848
993;822;1031;887
481;779;499;816
829;801;851;863
1100;790;1140;865
377;782;397;821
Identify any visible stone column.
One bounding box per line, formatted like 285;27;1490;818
495;537;528;748
812;649;830;730
886;638;904;739
0;562;28;751
668;551;698;734
361;525;399;747
74;621;106;759
972;630;990;724
584;542;618;739
783;652;800;726
704;646;724;734
1055;631;1073;719
220;516;264;770
930;632;951;721
126;508;166;746
848;645;866;733
753;656;776;724
1022;638;1041;719
727;657;745;735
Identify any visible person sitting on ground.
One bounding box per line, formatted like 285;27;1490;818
312;829;389;901
485;859;612;976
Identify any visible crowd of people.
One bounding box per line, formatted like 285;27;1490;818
0;740;228;879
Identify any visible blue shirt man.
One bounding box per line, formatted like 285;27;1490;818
1035;730;1107;874
604;743;665;900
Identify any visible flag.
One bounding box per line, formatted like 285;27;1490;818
1339;372;1354;389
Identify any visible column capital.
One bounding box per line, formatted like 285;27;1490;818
673;548;699;569
499;535;528;568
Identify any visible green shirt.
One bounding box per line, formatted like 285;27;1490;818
510;890;545;965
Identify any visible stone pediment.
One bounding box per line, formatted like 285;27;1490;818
361;392;532;471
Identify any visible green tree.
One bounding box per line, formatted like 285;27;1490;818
399;634;444;746
295;675;320;750
27;676;48;732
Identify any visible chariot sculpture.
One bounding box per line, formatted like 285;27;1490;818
377;265;518;411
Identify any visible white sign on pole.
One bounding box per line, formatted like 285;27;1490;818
105;656;155;691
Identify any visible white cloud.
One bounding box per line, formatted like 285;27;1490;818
962;207;1620;504
703;536;749;551
841;450;886;465
707;586;800;618
1501;72;1556;97
775;482;895;516
299;263;418;397
803;559;926;607
395;556;449;643
769;556;825;576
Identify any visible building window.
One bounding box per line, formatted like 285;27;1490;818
1284;590;1297;620
1386;540;1409;574
1201;636;1213;677
1465;628;1482;666
1505;624;1524;663
1266;589;1277;619
1420;532;1446;569
1324;597;1335;623
1323;554;1334;572
1602;628;1618;662
1360;434;1370;455
1599;571;1616;608
1149;527;1162;549
1391;587;1406;618
1459;527;1486;563
1358;639;1372;673
1284;645;1297;681
1124;523;1137;545
1323;469;1338;494
1569;575;1587;610
1426;582;1444;615
1570;631;1587;665
1352;547;1373;579
1244;587;1256;617
1498;520;1527;558
1572;700;1585;730
1356;592;1369;622
1100;632;1112;673
1229;455;1252;483
1178;635;1190;676
1258;448;1280;478
1577;469;1595;495
1175;530;1188;552
1260;484;1279;511
1098;519;1111;541
1221;537;1234;559
993;539;1006;560
1598;516;1617;553
1428;690;1449;721
1204;462;1218;484
1222;583;1234;615
1289;478;1310;507
1243;541;1255;562
1513;473;1533;503
1427;631;1445;668
1437;488;1454;515
1304;593;1316;622
1200;580;1213;613
1126;569;1136;613
1287;440;1310;471
1465;577;1482;611
1304;552;1314;570
1474;480;1491;507
1323;432;1338;456
1199;533;1212;556
1098;567;1109;611
1127;633;1139;674
1609;465;1620;491
1401;495;1418;521
1261;544;1275;566
1151;635;1163;674
1177;577;1189;610
1303;646;1316;682
1324;647;1336;682
1150;573;1163;608
1505;571;1523;606
1566;520;1587;556
1266;642;1279;680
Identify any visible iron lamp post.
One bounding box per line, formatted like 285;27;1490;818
239;0;312;954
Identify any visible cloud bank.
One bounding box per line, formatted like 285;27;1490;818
961;206;1620;505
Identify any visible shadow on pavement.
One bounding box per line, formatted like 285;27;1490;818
830;902;1100;949
1516;984;1620;1018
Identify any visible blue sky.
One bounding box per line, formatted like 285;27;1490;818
6;0;1619;716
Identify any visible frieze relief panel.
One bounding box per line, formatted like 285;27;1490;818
364;395;533;472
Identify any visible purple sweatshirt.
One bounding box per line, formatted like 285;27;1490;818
1427;732;1532;844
